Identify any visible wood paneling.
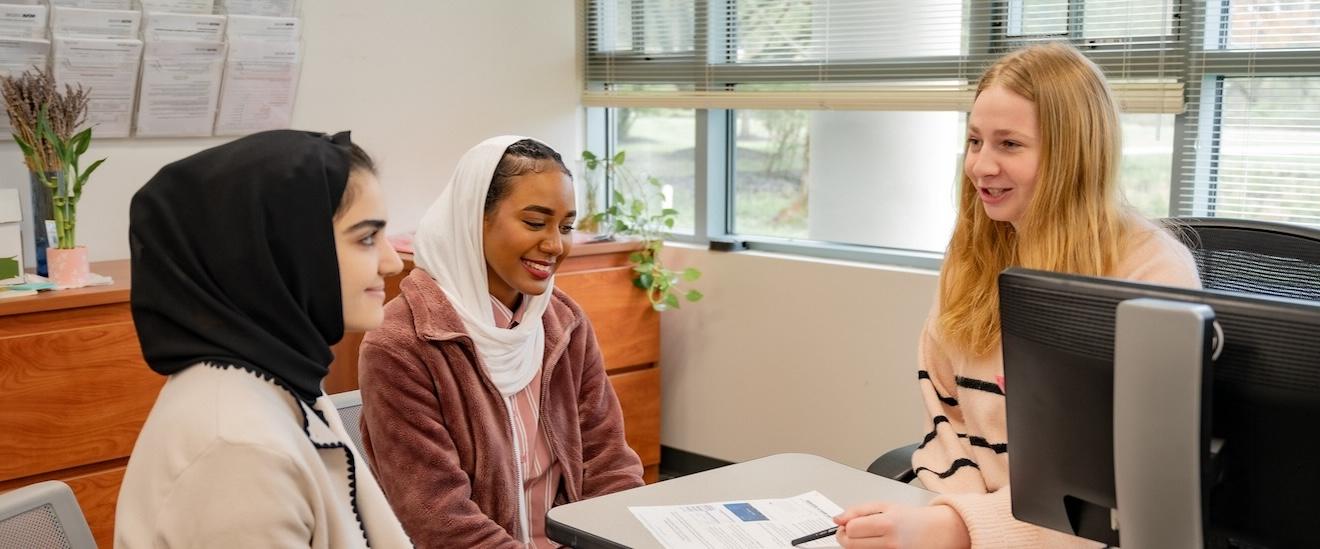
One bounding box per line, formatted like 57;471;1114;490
65;465;125;549
556;267;661;372
609;367;662;467
0;322;161;480
326;331;365;395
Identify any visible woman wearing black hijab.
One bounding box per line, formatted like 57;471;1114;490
114;130;412;548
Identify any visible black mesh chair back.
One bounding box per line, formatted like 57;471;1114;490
0;481;96;549
1166;217;1320;301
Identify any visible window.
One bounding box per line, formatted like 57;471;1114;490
584;1;1320;266
612;108;698;234
733;110;961;253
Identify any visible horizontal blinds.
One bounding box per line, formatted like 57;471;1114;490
1173;0;1320;226
585;0;1185;112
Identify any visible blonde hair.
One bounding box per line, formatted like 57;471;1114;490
939;42;1135;357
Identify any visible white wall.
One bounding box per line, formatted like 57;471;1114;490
660;244;938;469
1;0;580;263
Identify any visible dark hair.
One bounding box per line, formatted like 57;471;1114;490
334;142;376;217
483;139;573;216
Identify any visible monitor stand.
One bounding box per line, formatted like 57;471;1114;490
1113;298;1215;549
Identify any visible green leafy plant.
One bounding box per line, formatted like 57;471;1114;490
15;108;104;249
2;69;101;250
582;149;703;311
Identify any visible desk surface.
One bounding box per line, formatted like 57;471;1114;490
547;453;936;549
0;260;131;316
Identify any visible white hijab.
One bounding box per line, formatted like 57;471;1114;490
413;135;554;397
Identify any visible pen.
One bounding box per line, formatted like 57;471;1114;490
790;526;839;546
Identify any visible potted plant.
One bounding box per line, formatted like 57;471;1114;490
1;68;102;287
582;150;702;311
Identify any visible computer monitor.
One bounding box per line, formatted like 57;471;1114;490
1000;267;1320;548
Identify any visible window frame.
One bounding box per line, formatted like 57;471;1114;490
585;0;1320;269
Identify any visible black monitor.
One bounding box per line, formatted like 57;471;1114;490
1000;267;1320;548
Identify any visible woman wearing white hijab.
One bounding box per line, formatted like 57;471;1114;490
358;136;644;548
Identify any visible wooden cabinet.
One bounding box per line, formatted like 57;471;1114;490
0;240;661;547
328;238;663;483
0;261;156;548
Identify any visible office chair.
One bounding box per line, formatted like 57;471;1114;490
329;390;369;467
0;480;96;549
866;217;1320;482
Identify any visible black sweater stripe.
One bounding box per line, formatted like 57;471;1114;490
955;375;1004;396
917;370;959;406
915;458;980;479
917;416;951;449
916;419;1007;453
969;436;1009;454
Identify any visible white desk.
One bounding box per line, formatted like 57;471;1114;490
546;453;936;548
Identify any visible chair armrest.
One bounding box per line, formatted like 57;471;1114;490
866;443;919;483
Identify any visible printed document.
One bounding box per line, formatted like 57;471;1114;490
50;1;132;9
51;6;141;39
142;12;226;42
136;40;225;137
221;0;296;17
0;38;50;132
140;0;215;15
52;37;143;138
0;4;47;40
225;14;299;41
630;491;844;549
213;39;299;135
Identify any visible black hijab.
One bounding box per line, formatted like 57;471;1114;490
130;130;357;404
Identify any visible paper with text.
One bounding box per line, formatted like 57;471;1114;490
140;0;216;15
213;39;299;136
50;0;132;9
0;4;47;40
53;37;143;138
136;40;226;137
51;6;141;39
220;0;296;18
630;491;843;549
143;12;227;42
225;14;299;41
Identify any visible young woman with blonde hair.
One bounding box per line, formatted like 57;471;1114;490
834;42;1201;548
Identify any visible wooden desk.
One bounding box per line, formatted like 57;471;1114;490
0;238;662;547
0;260;158;548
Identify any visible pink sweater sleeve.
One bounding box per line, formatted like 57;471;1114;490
933;489;1104;548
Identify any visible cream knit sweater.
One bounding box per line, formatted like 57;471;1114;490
912;223;1201;548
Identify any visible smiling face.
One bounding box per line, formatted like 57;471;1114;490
334;170;404;332
965;85;1042;230
482;169;577;309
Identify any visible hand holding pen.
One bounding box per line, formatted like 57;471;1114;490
811;501;971;549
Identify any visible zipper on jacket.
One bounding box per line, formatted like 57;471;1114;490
536;365;574;503
503;395;531;545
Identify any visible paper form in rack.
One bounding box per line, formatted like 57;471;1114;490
142;12;226;42
135;40;226;137
52;37;143;138
0;4;47;40
220;0;295;18
213;39;299;136
224;14;299;41
50;6;141;39
50;0;132;9
140;0;215;15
